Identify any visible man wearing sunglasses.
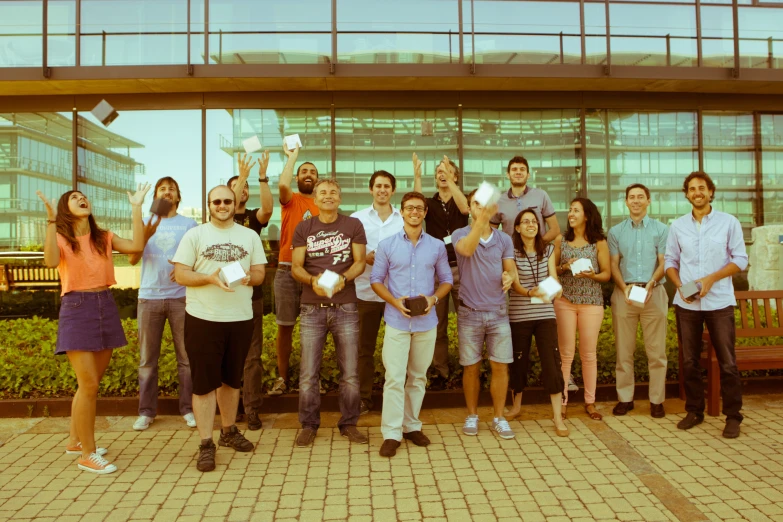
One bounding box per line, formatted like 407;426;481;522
370;191;452;458
172;185;267;472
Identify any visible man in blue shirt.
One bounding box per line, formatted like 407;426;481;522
370;191;453;458
665;171;748;439
131;177;198;431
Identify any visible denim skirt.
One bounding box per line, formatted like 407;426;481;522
55;290;128;355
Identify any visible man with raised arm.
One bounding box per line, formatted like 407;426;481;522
172;185;266;472
665;171;748;439
454;190;516;439
491;155;560;243
227;151;273;430
291;179;368;447
351;170;404;415
130;177;198;432
413;153;469;389
272;145;320;396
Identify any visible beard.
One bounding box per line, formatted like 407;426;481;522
298;179;314;195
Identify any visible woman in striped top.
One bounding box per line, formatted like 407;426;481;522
507;208;568;437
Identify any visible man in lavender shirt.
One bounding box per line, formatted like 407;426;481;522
371;192;453;458
665;171;748;439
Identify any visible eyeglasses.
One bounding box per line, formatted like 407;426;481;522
210;199;234;206
403;205;426;213
520;219;538;226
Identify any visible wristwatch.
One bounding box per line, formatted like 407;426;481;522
258;177;269;183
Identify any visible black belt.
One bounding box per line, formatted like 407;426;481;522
278;264;292;271
317;302;337;308
625;282;658;288
449;261;458;268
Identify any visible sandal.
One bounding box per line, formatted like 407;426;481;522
505;391;523;419
585;404;603;421
552;418;569;437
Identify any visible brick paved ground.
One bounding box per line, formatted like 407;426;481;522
0;394;781;522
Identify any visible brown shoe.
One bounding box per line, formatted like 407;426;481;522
296;428;317;447
723;418;741;439
340;426;368;444
379;439;401;457
650;403;665;418
612;401;634;416
402;431;431;447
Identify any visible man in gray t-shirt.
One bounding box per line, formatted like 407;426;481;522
491;155;560;243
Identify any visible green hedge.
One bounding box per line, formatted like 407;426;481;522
1;308;780;399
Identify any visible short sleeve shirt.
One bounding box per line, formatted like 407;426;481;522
453;226;515;310
491;186;556;236
292;214;367;304
607;216;668;284
139;214;198;300
279;193;319;264
233;208;268;300
423;192;469;264
172;222;267;322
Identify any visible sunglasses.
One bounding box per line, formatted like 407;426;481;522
210;199;234;206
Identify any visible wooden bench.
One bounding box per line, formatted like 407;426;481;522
3;264;61;290
678;290;783;416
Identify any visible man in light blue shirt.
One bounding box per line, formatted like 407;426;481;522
608;183;669;419
371;191;452;458
665;171;748;439
130;177;198;431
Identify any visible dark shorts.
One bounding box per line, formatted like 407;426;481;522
274;267;302;326
185;313;254;396
55;290;127;355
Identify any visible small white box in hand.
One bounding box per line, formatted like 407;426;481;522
220;262;246;288
474;181;500;207
628;286;647;308
284;133;303;151
570;258;593;275
530;276;562;304
242;135;262;154
317;270;341;299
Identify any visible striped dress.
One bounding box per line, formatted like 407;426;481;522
509;243;556;322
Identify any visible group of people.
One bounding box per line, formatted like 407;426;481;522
40;146;748;475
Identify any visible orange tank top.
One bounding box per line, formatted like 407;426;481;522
57;232;116;295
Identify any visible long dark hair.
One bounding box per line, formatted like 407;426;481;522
512;208;546;262
56;191;110;257
563;197;605;244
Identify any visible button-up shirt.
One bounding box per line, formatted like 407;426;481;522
664;209;748;311
351;204;404;302
370;230;452;332
491;186;556;236
608;215;669;284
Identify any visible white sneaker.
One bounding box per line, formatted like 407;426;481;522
183;413;196;428
492;417;515;439
568;375;579;392
463;414;479;436
78;452;117;474
133;415;154;431
65;442;107;456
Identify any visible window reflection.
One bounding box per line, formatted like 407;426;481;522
0;0;42;67
609;4;698;67
701;6;735;68
738;7;783;69
760;114;783;226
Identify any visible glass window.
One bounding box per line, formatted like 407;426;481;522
609;4;697;66
738;7;783;69
463;109;580;232
760;114;783;224
0;0;41;67
464;0;582;65
208;0;331;64
701;6;735;68
338;0;458;63
80;0;188;66
77;110;203;240
585;3;607;66
48;0;76;66
703;112;756;237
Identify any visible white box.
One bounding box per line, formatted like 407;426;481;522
317;270;341;298
91;100;118;127
220;261;246;288
628;285;647;308
474;181;500;207
570;258;593;275
242;135;262;154
284;133;303;151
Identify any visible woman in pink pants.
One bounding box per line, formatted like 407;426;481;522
554;198;611;421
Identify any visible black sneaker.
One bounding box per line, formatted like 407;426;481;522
247;412;262;431
218;425;254;452
723;418;741;439
197;439;216;472
677;412;704;430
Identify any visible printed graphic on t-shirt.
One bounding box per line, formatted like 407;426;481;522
306;230;352;265
153;230;177;253
303;209;313;221
202;243;249;263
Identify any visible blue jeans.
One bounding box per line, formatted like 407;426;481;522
299;302;361;431
676;305;743;421
457;305;514;366
138;297;192;417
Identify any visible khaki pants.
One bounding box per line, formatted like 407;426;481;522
611;285;668;404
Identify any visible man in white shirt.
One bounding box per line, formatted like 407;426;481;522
351;171;404;415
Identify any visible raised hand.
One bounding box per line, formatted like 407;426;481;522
412;152;423;179
258;150;270;179
143;215;162;242
127;182;152;207
36;190;57;221
477;203;498;224
238;153;255;180
284;143;300;161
